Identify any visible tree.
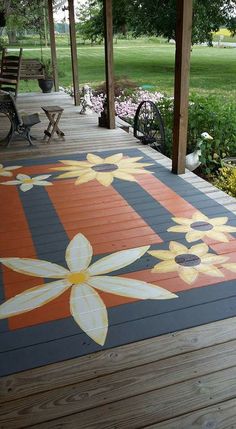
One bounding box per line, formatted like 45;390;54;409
75;0;236;45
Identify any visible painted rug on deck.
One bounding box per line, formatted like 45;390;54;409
1;148;236;376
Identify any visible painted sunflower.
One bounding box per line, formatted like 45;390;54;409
52;153;153;187
167;212;236;243
148;241;228;284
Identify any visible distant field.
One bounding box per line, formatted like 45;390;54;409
11;37;236;97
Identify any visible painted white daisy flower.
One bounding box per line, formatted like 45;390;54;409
0;173;52;192
0;164;22;177
0;233;177;346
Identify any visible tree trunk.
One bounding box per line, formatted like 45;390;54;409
7;30;17;44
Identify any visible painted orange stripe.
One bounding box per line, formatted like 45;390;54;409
47;179;162;253
0;186;42;330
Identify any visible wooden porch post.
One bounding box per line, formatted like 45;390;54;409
47;0;59;91
103;0;116;129
68;0;80;106
172;0;193;174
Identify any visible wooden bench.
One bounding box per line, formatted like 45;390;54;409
20;59;45;80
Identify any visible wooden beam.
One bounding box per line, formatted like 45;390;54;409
47;0;59;91
68;0;80;106
103;0;116;129
172;0;193;174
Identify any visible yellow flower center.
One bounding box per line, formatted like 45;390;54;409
67;271;89;284
23;178;34;184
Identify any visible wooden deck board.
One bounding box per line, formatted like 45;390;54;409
1;92;236;428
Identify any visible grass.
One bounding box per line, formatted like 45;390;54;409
10;37;236;97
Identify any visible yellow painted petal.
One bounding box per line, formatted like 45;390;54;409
124;168;152;175
56;170;91;179
52;166;87;172
192;212;208;221
151;260;178;273
215;225;236;233
96;172;114;187
88;246;149;276
105;153;123;163
223;263;236;273
197;264;224;278
169;241;188;255
206;231;229;243
210;217;228;226
20;183;33;192
75;170;97;185
59;160;91;168
118;156;143;165
65;233;93;272
201;254;229;265
148;250;174;260
178;267;198;284
113;171;137;182
167;225;189;233
88;276;178;300
191;243;209;257
171;217;192;226
87;153;104;164
0;279;71;319
70;284;108;346
186;230;205;243
0;257;70;278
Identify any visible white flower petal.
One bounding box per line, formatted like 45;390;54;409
20;183;33;192
34;180;52;186
0;180;21;185
0;279;71;319
88;246;150;276
0;257;70;278
4;165;22;171
191;243;209;257
70;284;108;346
88;276;178;300
0;171;12;177
16;174;30;181
34;175;52;180
65;233;93;272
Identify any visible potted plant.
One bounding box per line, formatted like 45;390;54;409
38;59;54;93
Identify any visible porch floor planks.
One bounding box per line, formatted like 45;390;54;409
2;337;236;428
1;92;236;428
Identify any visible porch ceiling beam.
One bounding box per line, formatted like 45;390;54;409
68;0;80;106
172;0;193;174
103;0;116;129
47;0;59;91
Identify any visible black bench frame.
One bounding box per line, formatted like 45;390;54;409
0;91;40;147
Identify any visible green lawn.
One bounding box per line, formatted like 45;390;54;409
13;37;236;97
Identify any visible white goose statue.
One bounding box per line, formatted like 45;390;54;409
185;132;213;172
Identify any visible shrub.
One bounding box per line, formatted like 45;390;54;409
214;167;236;197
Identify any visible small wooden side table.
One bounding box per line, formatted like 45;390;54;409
41;105;65;144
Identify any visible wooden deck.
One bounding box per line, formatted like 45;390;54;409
1;92;236;429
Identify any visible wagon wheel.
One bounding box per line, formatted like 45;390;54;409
133;100;165;153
